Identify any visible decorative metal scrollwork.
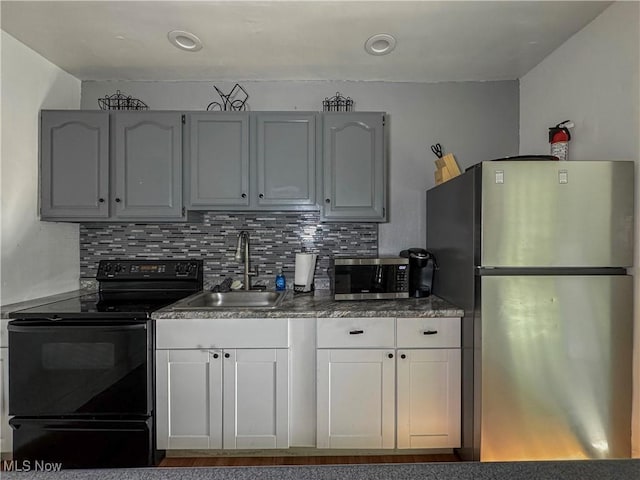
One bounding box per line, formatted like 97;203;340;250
98;90;148;110
322;92;354;112
207;84;249;111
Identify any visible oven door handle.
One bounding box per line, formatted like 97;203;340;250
16;424;149;432
8;322;147;332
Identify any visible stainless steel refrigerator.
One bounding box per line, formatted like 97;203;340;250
426;160;634;462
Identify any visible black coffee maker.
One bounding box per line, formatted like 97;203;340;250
399;248;436;298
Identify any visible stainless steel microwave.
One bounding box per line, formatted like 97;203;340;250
331;257;409;300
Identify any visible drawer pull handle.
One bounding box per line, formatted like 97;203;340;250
423;330;438;335
349;329;364;335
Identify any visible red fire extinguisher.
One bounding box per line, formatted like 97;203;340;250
549;120;574;161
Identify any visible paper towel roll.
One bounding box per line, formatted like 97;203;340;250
294;253;317;291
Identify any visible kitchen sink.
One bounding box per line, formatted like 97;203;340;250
171;290;287;309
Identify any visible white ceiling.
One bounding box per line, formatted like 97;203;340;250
1;1;612;83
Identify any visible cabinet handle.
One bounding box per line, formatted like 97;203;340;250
349;329;364;335
259;193;264;198
115;198;122;203
400;354;406;359
98;198;105;203
423;330;438;335
224;353;230;358
388;353;394;359
325;198;331;204
241;193;247;198
212;353;219;359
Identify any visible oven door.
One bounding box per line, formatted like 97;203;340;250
8;319;151;416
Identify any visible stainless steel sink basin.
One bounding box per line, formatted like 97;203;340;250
172;290;287;309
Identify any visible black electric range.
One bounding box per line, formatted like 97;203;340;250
12;259;203;320
8;259;203;469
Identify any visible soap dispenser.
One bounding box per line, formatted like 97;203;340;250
275;269;286;291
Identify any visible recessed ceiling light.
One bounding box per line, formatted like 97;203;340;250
168;30;203;52
365;33;396;56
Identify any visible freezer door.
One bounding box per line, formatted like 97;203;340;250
481;161;634;267
480;275;633;461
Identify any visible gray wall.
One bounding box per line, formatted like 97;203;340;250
81;80;519;254
1;31;81;305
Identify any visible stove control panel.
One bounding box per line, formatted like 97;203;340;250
97;260;202;280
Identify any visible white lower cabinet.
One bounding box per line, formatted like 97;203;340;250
156;349;222;449
396;349;461;448
155;317;290;451
157;347;289;450
316;317;396;449
223;348;289;449
316;349;396;448
316;317;461;450
155;316;461;453
396;317;462;449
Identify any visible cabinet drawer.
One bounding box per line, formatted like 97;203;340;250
317;317;394;348
156;318;288;349
396;317;460;348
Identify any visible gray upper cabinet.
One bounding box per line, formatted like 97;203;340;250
113;112;184;220
40;111;110;220
186;112;317;211
321;113;386;222
186;113;250;208
40;110;387;222
40;110;186;222
254;112;317;208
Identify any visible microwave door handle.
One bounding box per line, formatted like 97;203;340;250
373;265;384;290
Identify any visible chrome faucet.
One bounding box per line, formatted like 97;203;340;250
234;231;258;291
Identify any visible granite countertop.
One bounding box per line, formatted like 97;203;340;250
0;288;464;321
153;290;464;319
1;460;638;480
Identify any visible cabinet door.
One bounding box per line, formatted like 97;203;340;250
397;349;461;448
255;112;316;207
187;113;250;207
0;347;10;453
113;112;184;219
317;349;395;448
322;113;386;221
156;349;223;450
223;348;289;449
40;111;110;219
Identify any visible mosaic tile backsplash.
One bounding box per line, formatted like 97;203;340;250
80;212;378;289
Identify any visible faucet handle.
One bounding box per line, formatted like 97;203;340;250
248;266;259;277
